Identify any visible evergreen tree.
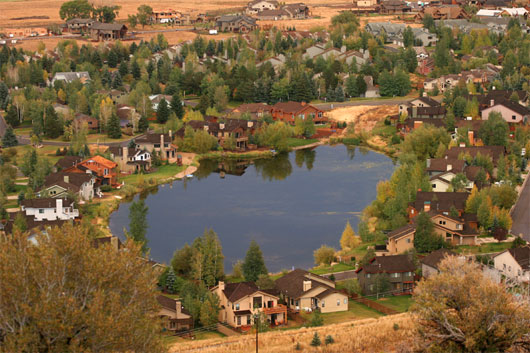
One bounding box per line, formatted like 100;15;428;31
242;240;268;282
111;71;122;89
107;113;122;139
310;333;321;347
43;105;63;139
414;212;444;253
403;26;415;48
356;74;367;96
108;50;118;68
5;104;19;127
101;69;112;87
128;198;148;254
138;115;149;132
171;92;184;119
118;61;129;77
131;60;141;79
2;126;18;147
156;98;170;124
166;266;178;293
335;86;345;102
0;82;8;110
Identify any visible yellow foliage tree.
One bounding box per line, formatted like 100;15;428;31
340;220;360;250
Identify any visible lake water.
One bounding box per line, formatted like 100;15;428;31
109;145;395;272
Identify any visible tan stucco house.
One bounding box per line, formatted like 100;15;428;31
274;269;348;313
481;99;530;125
38;172;97;201
493;247;530;283
385;224;416;255
156;295;193;332
134;132;177;160
211;281;287;329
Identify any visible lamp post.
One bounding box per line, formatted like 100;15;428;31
253;312;260;353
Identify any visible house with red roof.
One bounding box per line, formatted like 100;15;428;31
64;155;118;186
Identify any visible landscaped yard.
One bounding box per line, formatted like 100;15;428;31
301;300;382;325
119;164;186;187
310;262;356;275
455;242;514;254
376;295;414;313
286;138;319;148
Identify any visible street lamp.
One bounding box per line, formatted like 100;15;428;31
253;312;260;353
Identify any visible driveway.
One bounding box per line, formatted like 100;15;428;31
511;172;530;242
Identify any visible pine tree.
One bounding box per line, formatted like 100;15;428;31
5;104;19;127
325;335;334;345
111;72;122;89
242;240;268;282
128;198;148;254
166;266;177;293
171;92;184;119
118;61;129;77
0;82;8;110
340;220;360;250
131;60;141;79
138;115;149;132
108;50;118;68
310;332;321;347
156;98;170;124
43;105;63;139
107;113;122;139
2;126;18;147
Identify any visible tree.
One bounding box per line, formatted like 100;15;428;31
412;256;530;352
403;26;414;47
0;82;8;110
479;111;508;146
190;228;224;287
171;93;185;119
360;248;375;266
5;105;19;127
156;98;170;124
313;245;335;266
137;4;153;28
43;105;63;139
200;292;220;327
107;113;122;139
2;126;18;147
242;240;268;282
340;220;360;250
310;332;322;346
255;274;275;290
213;86;228;112
138;114;149;132
0;224;165;352
414;212;444;253
373;273;391;298
165;266;178;294
171;243;193;277
308;311;323;328
128;198;148;254
59;0;93;20
343;278;361;297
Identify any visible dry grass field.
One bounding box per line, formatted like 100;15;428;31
328;105;399;132
170;313;416;353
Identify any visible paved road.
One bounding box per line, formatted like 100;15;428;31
511;172;530;242
322;270;357;281
314;97;411;111
16;134;141;148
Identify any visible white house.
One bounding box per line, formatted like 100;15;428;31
493;247;530;283
51;72;91;86
481;100;530;125
20;198;79;221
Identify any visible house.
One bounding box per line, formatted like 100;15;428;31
39;172;97;201
416;5;470;20
89;22;128;41
73;113;99;131
356;255;416;295
399;96;441;115
271;101;326;125
246;0;279;15
4;213;70;236
20;198;79;221
421;248;456;278
256;9;289;20
408;191;469;219
429;168;479;192
402;118;445;133
64;156;118;186
429;211;479;245
54;156;83;172
493;247;530;283
109;146;151;174
384;224;416;255
216;15;257;33
426;158;466;177
410;28;438;47
481;99;530;125
303;44;327;60
53;103;70;118
364;76;380;98
231;103;273;119
51;71;91;86
274;269;348;313
405;106;446;119
256;54;286;69
476;9;502;17
499;7;528;17
150;9;181;24
282;3;310;18
134;132;177;160
156;295;193;331
211;281;287;329
380;0;412;14
65;18;95;33
339;49;370;68
454;119;484;146
443;146;505;167
149;94;172;111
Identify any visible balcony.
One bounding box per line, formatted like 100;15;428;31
262;304;287;315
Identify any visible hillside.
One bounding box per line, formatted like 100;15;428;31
171;313;415;353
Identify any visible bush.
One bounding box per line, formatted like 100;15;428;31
310;332;321;347
325;335;335;345
391;134;401;145
100;185;112;192
393;323;399;331
342;137;360;145
294;342;301;350
307;310;323;327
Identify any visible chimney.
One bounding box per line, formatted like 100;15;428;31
466;116;472;121
422;91;427;97
412;106;418;118
303;280;311;292
459;142;466;147
341;45;346;53
110;236;118;250
247;121;254;128
219;123;225;130
56;198;63;217
426;159;431;168
447;164;452;171
169;130;172;139
176;300;182;313
122;146;128;161
63;175;70;184
490;99;494;107
219;281;225;291
468;130;474;145
424;201;431;212
414;120;423;130
203;125;209;131
160;134;166;159
301;101;306;106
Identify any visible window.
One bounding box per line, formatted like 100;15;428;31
321;300;325;308
406;238;411;243
237;316;241;326
39;209;44;214
235;303;240;310
104;168;108;175
337;300;340;306
366;274;371;279
295;300;299;307
318;112;322;117
344;298;347;304
154;143;160;148
432;184;436;188
512;115;516;120
503;264;506;270
391;273;399;278
508;266;511;272
247;315;251;324
170;321;176;329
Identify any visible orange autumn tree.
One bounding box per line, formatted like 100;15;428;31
0;224;166;353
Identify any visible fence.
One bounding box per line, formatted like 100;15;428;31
355;297;399;315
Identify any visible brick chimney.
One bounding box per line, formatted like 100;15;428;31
414;120;423;130
55;198;63;217
301;101;306;106
468;130;474;145
122;146;128;162
64;175;70;183
219;281;225;291
490;99;494;107
424;201;431;212
303;280;311;292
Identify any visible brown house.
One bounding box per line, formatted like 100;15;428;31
231;103;273;119
426;158;466;177
157;295;193;332
429;212;479;245
408;191;469;219
415;5;470;20
421;248;456;278
443;146;505;167
65;18;95;34
384;224;416;255
134;132;177;160
73;113;99;131
108;146;152;174
211;281;287;329
380;0;412;14
64;155;118;186
356;255;416;295
90;22;127;41
271;101;326;125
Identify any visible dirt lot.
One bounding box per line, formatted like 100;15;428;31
327;105;398;133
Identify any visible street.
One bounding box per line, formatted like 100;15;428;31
511;172;530;242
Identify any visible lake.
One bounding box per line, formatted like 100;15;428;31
109;145;395;272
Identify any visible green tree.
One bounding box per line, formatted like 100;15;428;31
313;245;335;265
137;4;153;28
43;105;63;139
156;98;170;124
403;26;415;47
310;332;322;346
373;273;391;298
138;115;149;132
343;278;361;296
2;126;18;147
414;212;444;253
59;0;93;20
107;113;122;139
171;93;185;119
171;243;193;277
199;292;220;327
5;105;19;127
308;312;323;328
190;228;224;287
242;240;268;282
255;274;275;290
479;111;508;146
165;266;178;294
128;198;148;253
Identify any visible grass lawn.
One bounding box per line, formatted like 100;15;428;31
301;300;382;325
7;184;27;196
162;330;225;345
286;138;319;148
310;263;356;275
119;164;186;187
455;241;514;254
375;295;413;313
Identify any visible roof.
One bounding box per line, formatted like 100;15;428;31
222;282;278;302
444;146;505;165
413;96;441;107
274;268;334;299
232;103;272;114
315;288;344;300
42;172;93;192
505;247;530;270
135;132;172;144
410;192;469;212
157;295;177;311
91;22;127;31
66;18;95;25
82;155;117;169
485;99;530;116
272;101;322;114
426;158;466;173
358;255;416;274
405;118;445;129
464;166;484;181
420;248;456;269
55;156;83;170
407;106;447;116
387;224;416;240
21;197;74;208
4;213;69;234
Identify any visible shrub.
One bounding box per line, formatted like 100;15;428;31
393;323;399;331
294;342;301;350
325;335;335;345
307;310;324;327
310;332;321;347
100;185;112;192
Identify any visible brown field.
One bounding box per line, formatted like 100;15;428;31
328;105;399;133
170;313;416;353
